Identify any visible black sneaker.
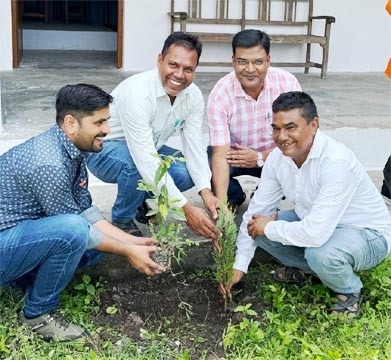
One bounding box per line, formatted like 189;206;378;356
19;310;85;342
135;201;156;225
112;219;143;237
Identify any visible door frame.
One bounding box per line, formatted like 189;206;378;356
11;0;23;68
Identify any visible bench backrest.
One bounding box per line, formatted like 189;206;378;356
170;0;314;27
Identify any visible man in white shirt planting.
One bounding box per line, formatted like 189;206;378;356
221;91;391;317
86;32;220;242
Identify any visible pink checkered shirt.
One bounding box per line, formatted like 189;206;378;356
207;67;301;151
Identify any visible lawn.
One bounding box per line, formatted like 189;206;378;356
1;255;390;359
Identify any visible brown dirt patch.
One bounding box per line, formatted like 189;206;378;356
92;267;268;359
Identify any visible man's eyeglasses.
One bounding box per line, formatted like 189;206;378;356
234;58;266;66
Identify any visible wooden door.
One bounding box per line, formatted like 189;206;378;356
12;0;23;68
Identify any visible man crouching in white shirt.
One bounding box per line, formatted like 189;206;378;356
220;91;391;317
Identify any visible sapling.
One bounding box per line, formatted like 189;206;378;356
213;203;238;311
137;152;192;270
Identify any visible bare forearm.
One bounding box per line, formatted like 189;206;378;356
212;155;230;201
93;218;131;242
94;232;130;256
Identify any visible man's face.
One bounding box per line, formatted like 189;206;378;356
272;109;318;168
157;44;198;101
232;45;270;98
72;107;111;152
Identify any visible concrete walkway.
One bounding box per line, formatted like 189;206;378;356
0;50;390;275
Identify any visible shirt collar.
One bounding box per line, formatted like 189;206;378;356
281;129;324;169
306;129;324;161
51;124;83;160
154;67;188;102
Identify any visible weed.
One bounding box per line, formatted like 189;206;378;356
60;274;104;329
222;259;391;359
178;301;193;321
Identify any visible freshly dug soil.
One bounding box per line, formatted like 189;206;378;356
92;267;268;359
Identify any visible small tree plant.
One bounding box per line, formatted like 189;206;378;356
213;203;238;311
137;152;192;270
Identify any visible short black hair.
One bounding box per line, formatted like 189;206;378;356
55;83;113;125
161;32;202;64
272;91;318;124
232;29;271;55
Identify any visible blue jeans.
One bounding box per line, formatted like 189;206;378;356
86;140;194;223
207;146;262;205
0;215;103;317
255;210;389;294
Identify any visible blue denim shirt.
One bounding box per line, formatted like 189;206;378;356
0;125;104;248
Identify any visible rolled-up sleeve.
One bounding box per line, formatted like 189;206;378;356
80;205;105;249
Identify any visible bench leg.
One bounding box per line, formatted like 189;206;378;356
305;43;311;74
320;44;329;79
320;23;333;79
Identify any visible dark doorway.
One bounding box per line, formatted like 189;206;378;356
12;0;123;69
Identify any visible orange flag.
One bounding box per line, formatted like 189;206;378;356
385;58;391;79
386;0;391;15
385;2;391;77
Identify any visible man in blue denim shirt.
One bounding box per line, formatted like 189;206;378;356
0;84;164;342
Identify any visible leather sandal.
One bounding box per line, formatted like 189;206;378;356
329;292;363;318
272;266;308;284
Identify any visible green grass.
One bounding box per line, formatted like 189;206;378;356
223;256;391;360
1;257;391;359
0;274;193;360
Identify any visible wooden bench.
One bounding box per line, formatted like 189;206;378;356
169;0;335;78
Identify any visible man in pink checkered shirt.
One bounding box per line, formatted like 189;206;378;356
207;29;301;209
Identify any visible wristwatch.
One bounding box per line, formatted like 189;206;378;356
256;152;265;168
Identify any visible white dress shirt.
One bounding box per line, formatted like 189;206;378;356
234;130;391;273
106;68;211;207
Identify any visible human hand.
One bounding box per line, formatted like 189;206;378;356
226;143;258;168
127;236;157;246
247;212;277;238
125;245;165;276
200;189;220;221
219;269;244;299
183;203;220;241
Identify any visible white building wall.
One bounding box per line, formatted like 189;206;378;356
0;0;13;71
123;0;391;73
123;0;171;72
0;0;389;73
316;0;391;72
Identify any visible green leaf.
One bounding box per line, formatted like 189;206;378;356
106;306;118;315
159;204;168;219
161;184;169;197
247;309;258;316
146;209;158;216
89;349;98;360
155;164;166;185
168;208;186;221
86;284;95;296
74;284;85;291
